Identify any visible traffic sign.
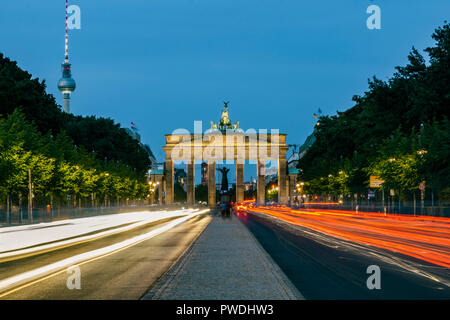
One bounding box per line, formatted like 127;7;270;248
419;183;425;191
370;176;384;188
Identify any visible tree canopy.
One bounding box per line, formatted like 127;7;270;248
0;110;150;209
298;23;450;201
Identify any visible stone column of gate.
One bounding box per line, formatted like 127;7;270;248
257;159;265;206
278;150;288;205
164;158;174;205
186;161;195;205
236;162;245;204
208;161;216;209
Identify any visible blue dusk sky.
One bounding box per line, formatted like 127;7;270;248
1;1;449;182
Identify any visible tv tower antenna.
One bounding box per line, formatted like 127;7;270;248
57;0;76;113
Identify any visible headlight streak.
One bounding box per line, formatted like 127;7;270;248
0;209;209;296
249;211;449;286
244;206;450;269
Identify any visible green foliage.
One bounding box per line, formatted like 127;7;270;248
0;52;155;208
298;23;450;201
174;181;187;202
195;184;208;202
0;53;150;174
65;116;151;174
0;109;150;207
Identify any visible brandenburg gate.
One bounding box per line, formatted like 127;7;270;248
161;103;295;207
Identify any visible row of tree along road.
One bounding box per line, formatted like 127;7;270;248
0;54;153;225
297;24;450;216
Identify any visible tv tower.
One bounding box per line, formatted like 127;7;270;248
57;0;76;113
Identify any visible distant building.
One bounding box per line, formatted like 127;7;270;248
124;128;141;143
124;124;158;169
288;132;316;169
244;181;256;191
298;133;316;159
265;161;278;184
287;150;299;169
142;144;157;169
148;163;164;180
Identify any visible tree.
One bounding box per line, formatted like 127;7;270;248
195;184;208;202
174;182;187;202
298;23;450;202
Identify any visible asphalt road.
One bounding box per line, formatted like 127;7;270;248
0;213;211;299
2;205;448;300
237;210;450;300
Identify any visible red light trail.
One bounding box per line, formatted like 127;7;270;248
237;205;450;268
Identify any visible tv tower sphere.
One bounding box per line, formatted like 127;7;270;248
58;62;76;113
58;0;76;113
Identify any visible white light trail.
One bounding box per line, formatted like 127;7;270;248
0;210;196;255
0;209;196;260
0;209;209;295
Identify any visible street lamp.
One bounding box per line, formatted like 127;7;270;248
417;149;428;155
148;181;158;204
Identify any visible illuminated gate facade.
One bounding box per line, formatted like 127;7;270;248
161;104;296;207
